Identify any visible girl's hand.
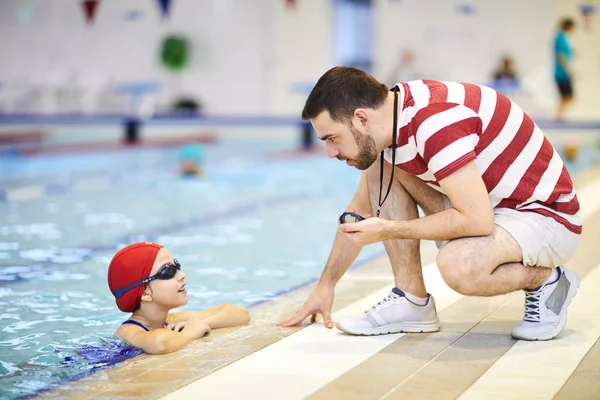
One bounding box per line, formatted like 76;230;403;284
184;319;211;339
167;321;188;332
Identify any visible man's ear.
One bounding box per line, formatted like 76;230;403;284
353;109;369;127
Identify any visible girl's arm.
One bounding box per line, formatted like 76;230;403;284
168;303;250;329
116;319;210;355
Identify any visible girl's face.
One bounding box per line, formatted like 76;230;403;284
145;248;188;309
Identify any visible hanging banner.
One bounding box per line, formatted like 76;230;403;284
81;0;100;25
18;0;35;28
156;0;173;19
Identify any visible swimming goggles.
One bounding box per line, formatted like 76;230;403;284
113;260;181;299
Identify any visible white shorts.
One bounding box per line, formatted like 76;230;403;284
436;196;581;268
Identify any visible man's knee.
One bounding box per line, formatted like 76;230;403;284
437;241;482;295
366;158;445;217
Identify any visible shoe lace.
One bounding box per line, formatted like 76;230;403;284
366;293;398;313
523;288;542;322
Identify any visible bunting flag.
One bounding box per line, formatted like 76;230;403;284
579;4;596;31
156;0;173;19
457;4;477;16
285;0;297;10
81;0;99;25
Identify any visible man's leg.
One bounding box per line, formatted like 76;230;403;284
365;157;446;297
436;226;553;296
556;96;573;120
364;158;568;301
334;158;445;336
437;208;581;341
555;80;574;120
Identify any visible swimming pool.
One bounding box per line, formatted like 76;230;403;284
1;133;599;400
0;140;387;399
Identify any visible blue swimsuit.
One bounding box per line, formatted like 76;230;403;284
121;319;168;331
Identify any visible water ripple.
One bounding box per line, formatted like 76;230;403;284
0;242;19;251
0;223;60;237
0;360;20;377
84;213;133;228
0;313;20;320
157;233;254;246
18;247;92;264
0;332;46;344
0;288;36;298
3;321;47;333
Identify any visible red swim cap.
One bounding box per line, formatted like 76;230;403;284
107;242;163;312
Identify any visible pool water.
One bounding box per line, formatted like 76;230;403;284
0;137;598;400
0;141;386;399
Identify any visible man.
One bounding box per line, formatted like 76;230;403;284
278;67;581;341
554;18;575;120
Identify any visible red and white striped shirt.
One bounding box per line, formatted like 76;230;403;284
383;80;581;234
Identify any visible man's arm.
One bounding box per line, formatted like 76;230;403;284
384;162;494;241
558;53;570;72
278;171;372;328
318;170;371;286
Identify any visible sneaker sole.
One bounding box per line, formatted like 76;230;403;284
335;319;442;336
511;270;581;341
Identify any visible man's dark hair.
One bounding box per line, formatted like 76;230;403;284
561;18;574;31
301;66;389;123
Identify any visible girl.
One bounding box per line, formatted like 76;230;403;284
107;242;250;354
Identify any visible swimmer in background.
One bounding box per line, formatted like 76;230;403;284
107;242;250;355
180;143;205;176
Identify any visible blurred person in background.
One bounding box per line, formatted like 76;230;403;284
554;17;576;120
279;67;581;342
180;143;205;176
388;48;420;85
491;55;520;96
493;55;518;81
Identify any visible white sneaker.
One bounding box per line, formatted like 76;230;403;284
335;288;441;336
511;266;580;341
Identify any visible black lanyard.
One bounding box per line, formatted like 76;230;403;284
376;86;399;217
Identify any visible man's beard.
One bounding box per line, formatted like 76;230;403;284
349;125;379;170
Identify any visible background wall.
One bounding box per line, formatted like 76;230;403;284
0;0;598;119
373;0;600;120
268;0;334;116
373;0;556;84
0;0;275;115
